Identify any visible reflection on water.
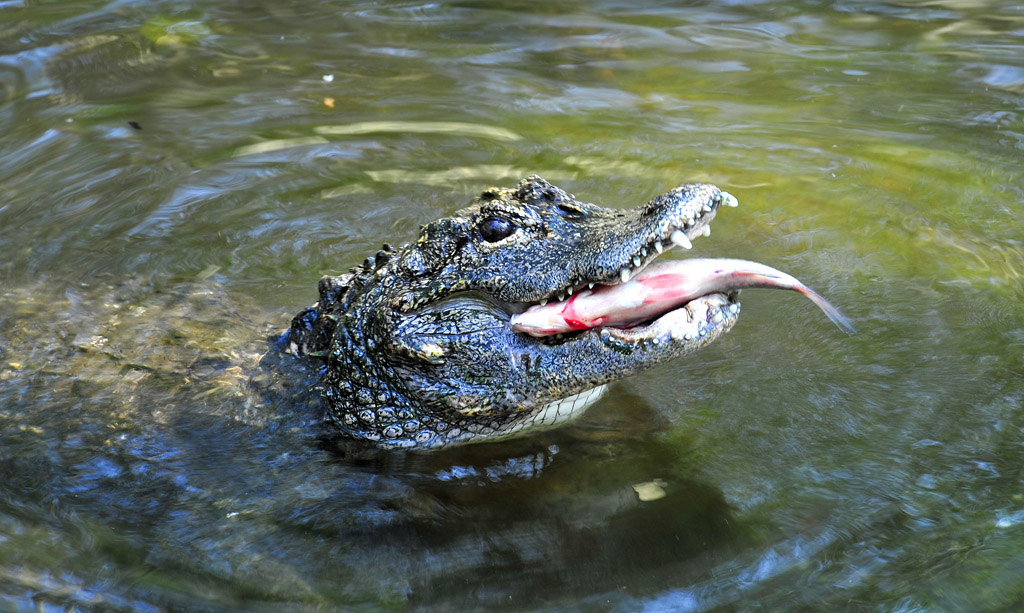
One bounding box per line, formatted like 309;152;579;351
1;0;1023;610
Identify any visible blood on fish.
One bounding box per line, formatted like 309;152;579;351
560;294;590;331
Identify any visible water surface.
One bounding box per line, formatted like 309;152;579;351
1;0;1023;610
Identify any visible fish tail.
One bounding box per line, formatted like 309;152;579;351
797;287;857;335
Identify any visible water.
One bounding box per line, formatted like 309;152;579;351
2;0;1023;610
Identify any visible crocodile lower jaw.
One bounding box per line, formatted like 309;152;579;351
597;293;740;346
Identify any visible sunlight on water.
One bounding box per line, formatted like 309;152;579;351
314;120;524;141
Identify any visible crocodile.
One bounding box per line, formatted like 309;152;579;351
286;175;742;449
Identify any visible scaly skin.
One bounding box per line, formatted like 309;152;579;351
286;176;740;449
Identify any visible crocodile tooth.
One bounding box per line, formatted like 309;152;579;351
701;225;711;237
558;293;565;301
721;192;739;207
632;256;641;268
588;282;595;290
654;240;663;254
567;286;573;296
540;299;548;307
620;268;631;283
641;247;648;257
670;230;692;249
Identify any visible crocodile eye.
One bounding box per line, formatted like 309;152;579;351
555;203;583;217
479;216;515;242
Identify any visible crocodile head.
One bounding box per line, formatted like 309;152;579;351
287;175;740;449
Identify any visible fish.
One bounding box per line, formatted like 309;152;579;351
510;258;855;337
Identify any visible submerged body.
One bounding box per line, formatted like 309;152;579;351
511;258;855;337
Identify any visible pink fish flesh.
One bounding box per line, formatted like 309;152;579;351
510;258;855;337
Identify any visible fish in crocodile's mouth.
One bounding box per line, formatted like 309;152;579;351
509;192;854;342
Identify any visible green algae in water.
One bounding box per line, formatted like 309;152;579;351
141;17;214;47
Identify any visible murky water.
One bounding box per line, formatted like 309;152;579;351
2;0;1023;610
